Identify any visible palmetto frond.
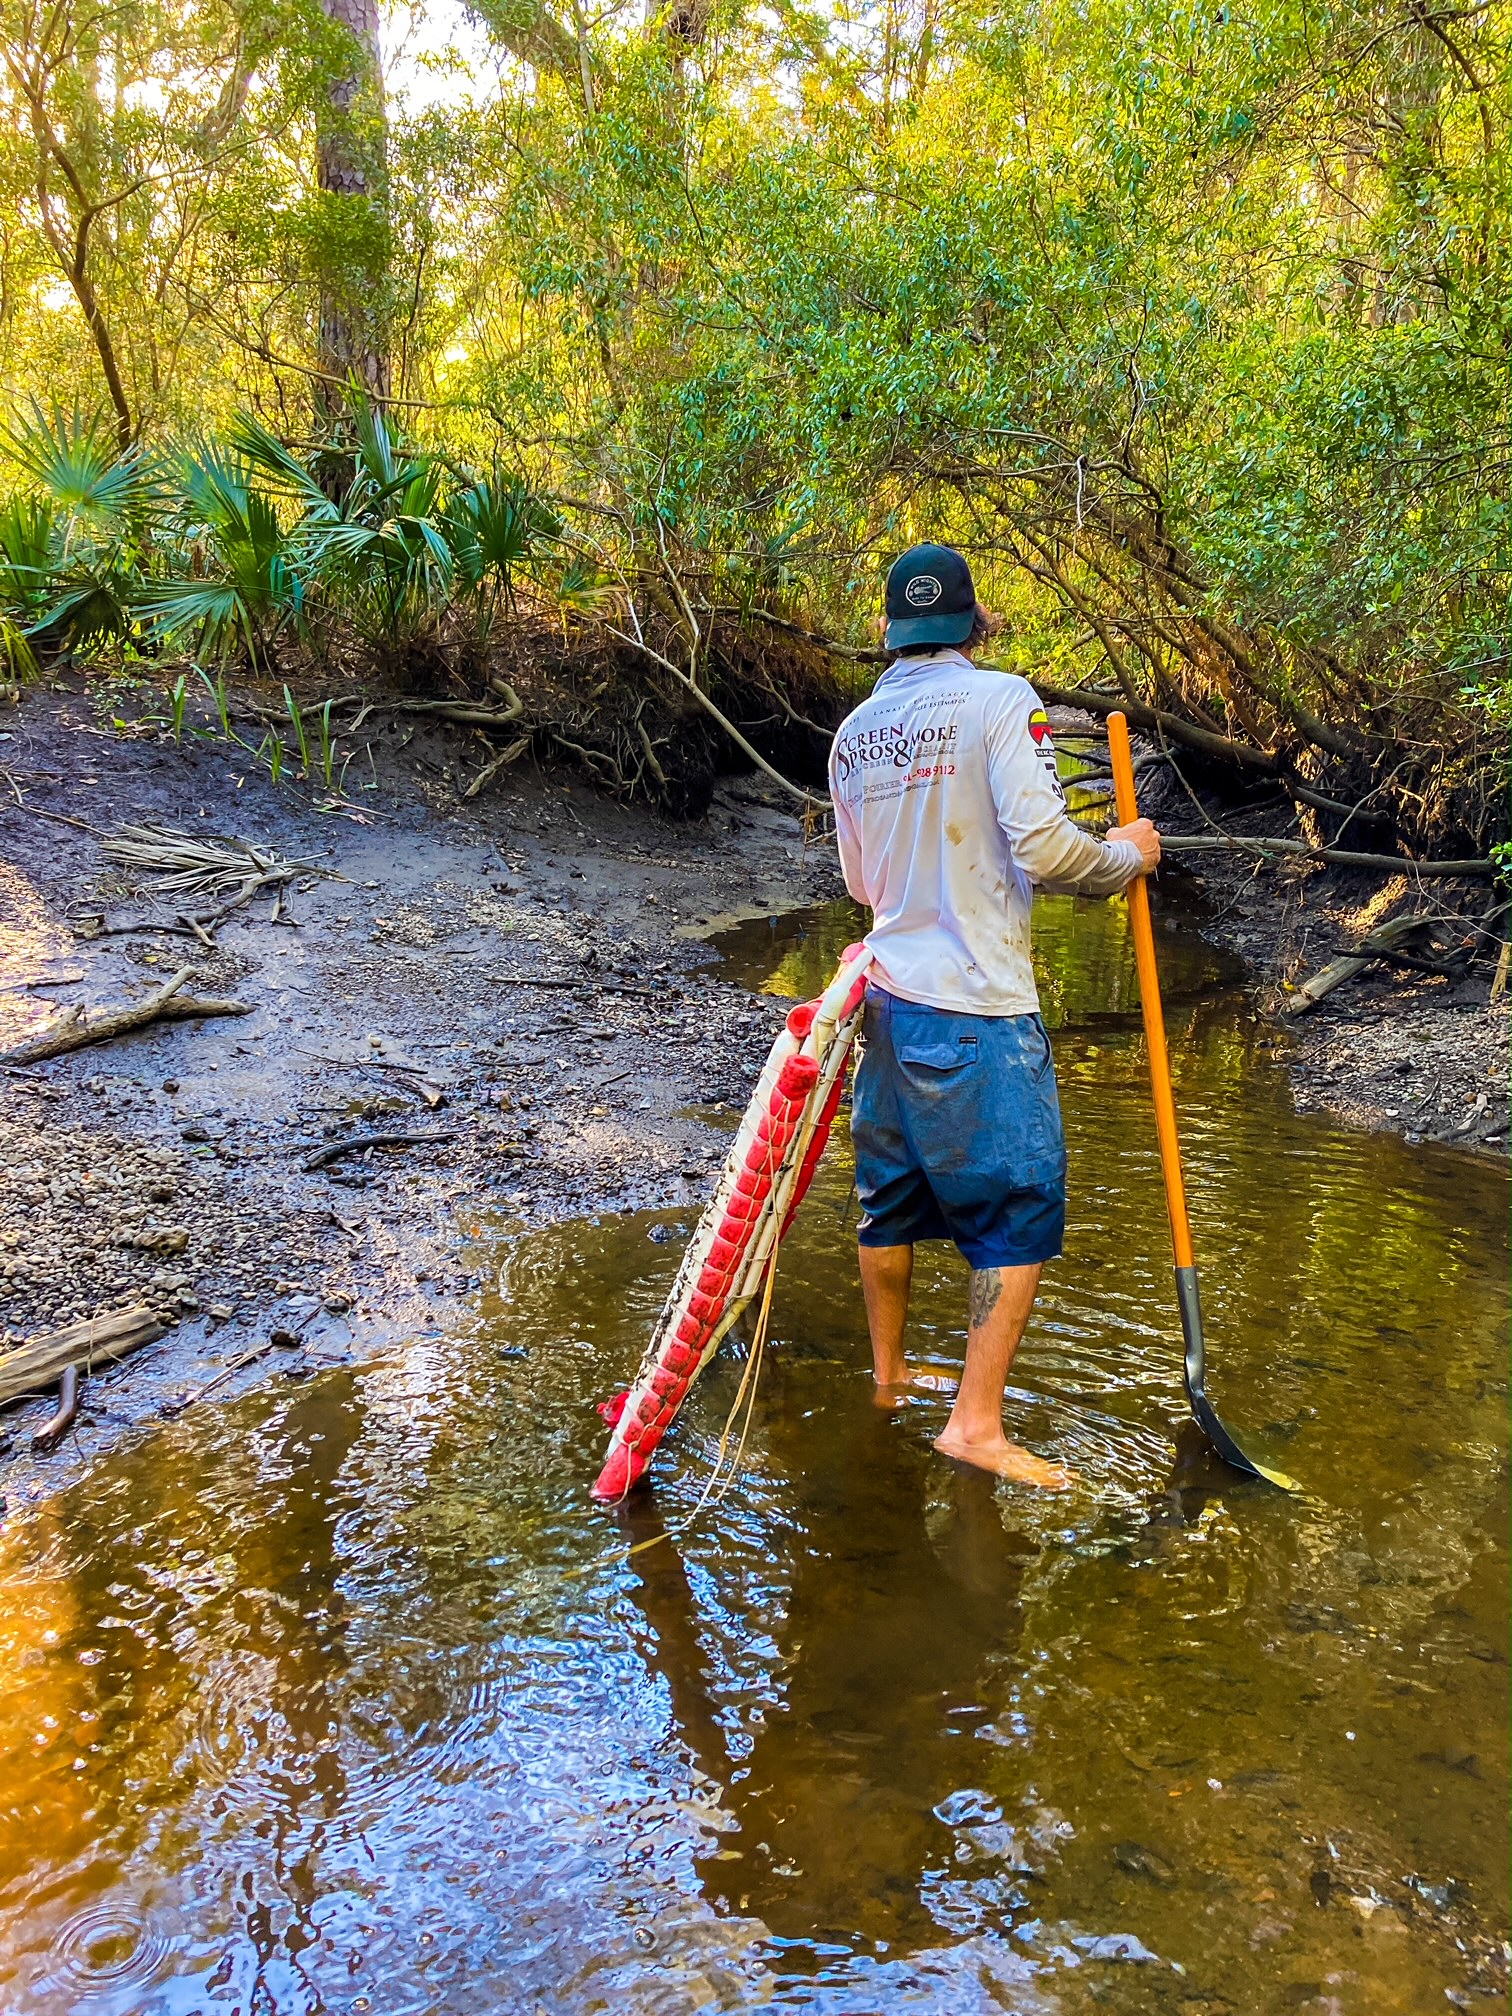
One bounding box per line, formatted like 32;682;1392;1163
446;475;560;595
140;440;305;659
552;559;620;617
134;577;252;652
224;414;333;521
3;400;160;530
0;493;56;617
0;613;38;681
29;570;137;650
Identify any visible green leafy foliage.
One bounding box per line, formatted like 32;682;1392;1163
0;396;559;669
0;0;1503;843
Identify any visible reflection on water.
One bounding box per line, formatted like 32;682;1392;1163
712;889;1242;1029
0;897;1507;2014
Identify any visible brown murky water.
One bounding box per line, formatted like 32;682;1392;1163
1;891;1507;2014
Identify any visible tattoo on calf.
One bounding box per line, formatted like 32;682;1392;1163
968;1267;1004;1330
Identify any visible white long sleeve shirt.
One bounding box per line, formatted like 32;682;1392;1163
828;650;1144;1016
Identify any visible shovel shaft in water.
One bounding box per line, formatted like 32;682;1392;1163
1104;711;1299;1492
1105;713;1193;1271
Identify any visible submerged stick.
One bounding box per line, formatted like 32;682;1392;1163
31;1364;80;1452
160;1334;306;1417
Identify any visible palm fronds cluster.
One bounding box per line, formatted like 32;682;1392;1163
0;400;570;677
100;825;325;901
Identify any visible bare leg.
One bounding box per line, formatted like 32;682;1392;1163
934;1264;1073;1488
858;1244;956;1404
858;1242;913;1386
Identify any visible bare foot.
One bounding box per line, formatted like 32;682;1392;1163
872;1367;958;1409
934;1426;1075;1488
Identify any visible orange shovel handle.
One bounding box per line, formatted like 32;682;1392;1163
1106;713;1195;1272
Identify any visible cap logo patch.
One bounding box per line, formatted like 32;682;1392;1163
904;575;943;607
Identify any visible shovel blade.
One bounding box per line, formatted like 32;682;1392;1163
1175;1266;1300;1493
1185;1382;1300;1493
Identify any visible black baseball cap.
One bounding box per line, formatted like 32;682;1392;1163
884;542;976;649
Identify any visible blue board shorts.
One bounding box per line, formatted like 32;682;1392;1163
851;990;1067;1268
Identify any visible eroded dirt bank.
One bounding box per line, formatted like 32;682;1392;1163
0;682;842;1504
1130;762;1510;1155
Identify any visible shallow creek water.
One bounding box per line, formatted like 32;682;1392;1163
1;890;1507;2016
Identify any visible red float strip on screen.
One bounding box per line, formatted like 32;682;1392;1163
591;945;869;1502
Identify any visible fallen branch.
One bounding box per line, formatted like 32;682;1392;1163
302;1128;457;1172
1371;946;1463;976
1283;914;1436;1016
0;1305;169;1410
0;786;102;836
73;912;215;944
0;967;251;1065
1159;835;1497;878
31;1363;80;1452
1032;682;1280;774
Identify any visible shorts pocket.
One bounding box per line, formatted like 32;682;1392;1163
1026;1015;1055;1082
897;1038;978;1072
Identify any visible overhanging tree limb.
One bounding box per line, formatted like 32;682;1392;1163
1030;681;1281;774
1159;836;1497;877
470;0;581;80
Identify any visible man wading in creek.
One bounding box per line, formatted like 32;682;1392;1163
829;543;1162;1487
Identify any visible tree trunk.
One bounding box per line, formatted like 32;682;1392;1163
314;0;390;417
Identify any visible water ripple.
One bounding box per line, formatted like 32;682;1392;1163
47;1901;179;2003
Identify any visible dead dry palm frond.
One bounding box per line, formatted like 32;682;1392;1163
100;824;329;901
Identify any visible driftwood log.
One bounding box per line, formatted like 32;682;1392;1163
0;966;251;1066
0;1305;169;1410
1283;914;1435;1017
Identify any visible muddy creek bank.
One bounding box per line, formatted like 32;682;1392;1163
0;881;1507;2014
1122;762;1510;1154
0;684;841;1498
